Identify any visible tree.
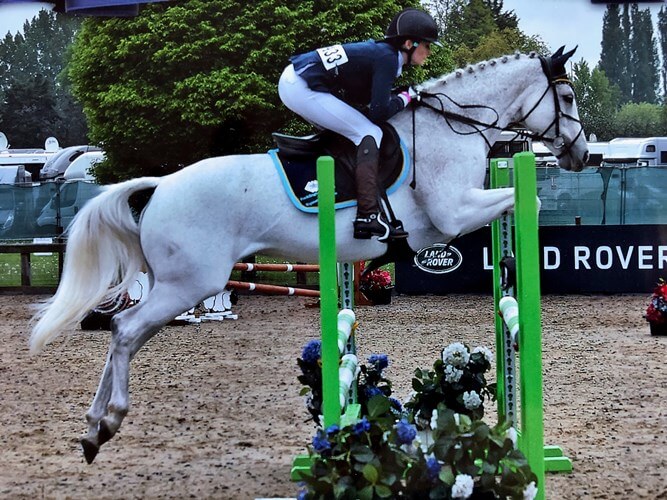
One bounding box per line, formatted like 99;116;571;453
0;10;85;148
445;0;496;48
428;0;542;67
69;0;456;182
613;102;666;136
600;4;632;103
658;7;667;99
453;27;548;67
572;60;620;141
629;4;659;104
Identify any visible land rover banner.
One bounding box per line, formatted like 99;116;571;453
396;224;667;294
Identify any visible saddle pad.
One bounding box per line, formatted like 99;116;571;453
268;139;411;213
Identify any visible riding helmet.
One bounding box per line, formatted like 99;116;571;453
385;8;442;46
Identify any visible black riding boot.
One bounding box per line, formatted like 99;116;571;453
353;136;408;241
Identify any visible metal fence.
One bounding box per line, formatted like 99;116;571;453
1;165;666;243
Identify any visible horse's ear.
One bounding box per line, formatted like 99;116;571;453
552;46;565;58
562;45;578;61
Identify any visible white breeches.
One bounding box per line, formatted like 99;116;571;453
278;64;383;148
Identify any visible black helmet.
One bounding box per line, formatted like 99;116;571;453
385;8;442;46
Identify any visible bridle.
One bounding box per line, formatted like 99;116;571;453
408;55;585;187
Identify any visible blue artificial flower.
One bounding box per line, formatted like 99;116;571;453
426;457;441;480
352;417;371;436
311;430;331;454
389;397;403;412
394;419;417;445
326;424;340;436
367;353;389;371
301;340;321;364
365;385;383;398
297;487;308;500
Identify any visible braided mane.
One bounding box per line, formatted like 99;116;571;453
418;51;540;92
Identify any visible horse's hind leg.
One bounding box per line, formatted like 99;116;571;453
80;350;114;463
80;281;211;463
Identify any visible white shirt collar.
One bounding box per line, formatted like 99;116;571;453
396;51;403;77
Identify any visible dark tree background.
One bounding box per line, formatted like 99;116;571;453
0;10;87;148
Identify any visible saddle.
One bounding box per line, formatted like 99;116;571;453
268;123;409;212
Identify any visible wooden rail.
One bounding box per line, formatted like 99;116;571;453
0;243;65;294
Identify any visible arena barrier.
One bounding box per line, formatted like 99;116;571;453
226;262;321;298
291;157;361;480
490;153;573;500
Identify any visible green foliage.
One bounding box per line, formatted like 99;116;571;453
67;0;425;182
572;60;621;141
0;10;86;148
445;0;496;49
658;7;667;97
452;28;548;68
629;4;660;104
601;3;660;105
614;102;667;137
600;4;632;104
427;0;545;68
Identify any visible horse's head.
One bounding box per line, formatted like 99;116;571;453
519;46;588;172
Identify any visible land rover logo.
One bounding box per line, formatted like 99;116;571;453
414;244;463;274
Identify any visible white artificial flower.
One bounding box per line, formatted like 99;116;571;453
473;346;494;364
416;429;433;453
444;364;464;383
506;427;518;447
463;390;482;410
441;342;470;368
430;409;439;430
523;481;538;500
451;473;474;499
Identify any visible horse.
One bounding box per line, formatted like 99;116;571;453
29;47;588;463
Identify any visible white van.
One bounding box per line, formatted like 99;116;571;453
36;180;104;231
604;137;667;166
63;151;105;181
39;145;102;180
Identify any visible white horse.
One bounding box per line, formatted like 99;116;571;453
30;48;588;463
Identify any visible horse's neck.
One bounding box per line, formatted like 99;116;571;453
397;55;543;146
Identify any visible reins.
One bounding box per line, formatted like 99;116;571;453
406;55;585;189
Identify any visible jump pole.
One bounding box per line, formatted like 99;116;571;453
490;152;572;500
317;155;343;428
291;156;360;480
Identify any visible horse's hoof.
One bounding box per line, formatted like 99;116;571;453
80;437;99;464
98;418;114;446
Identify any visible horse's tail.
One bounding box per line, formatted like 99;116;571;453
30;177;162;354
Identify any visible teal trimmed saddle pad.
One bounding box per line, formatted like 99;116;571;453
268;123;410;213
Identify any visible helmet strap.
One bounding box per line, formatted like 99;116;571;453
400;41;418;65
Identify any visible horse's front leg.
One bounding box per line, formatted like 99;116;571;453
435;187;516;238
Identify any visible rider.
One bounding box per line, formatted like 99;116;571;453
278;8;441;242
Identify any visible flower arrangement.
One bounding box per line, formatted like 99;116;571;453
406;343;496;423
359;263;393;292
359;262;394;305
645;278;667;324
296;342;536;499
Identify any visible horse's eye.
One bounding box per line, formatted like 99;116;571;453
563;94;574;104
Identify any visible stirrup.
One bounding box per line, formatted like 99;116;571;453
353;213;408;242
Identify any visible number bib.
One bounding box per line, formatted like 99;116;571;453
316;44;349;71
